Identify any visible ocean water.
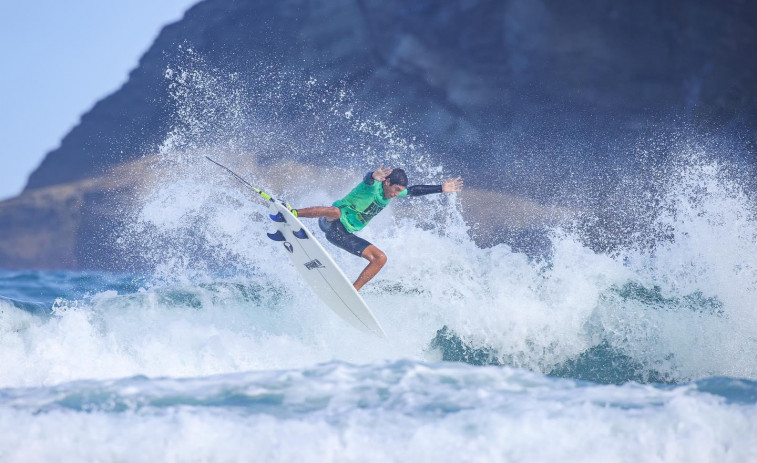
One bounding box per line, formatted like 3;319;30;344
2;149;757;461
3;59;757;461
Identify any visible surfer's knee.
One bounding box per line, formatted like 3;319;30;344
374;251;387;267
363;246;387;267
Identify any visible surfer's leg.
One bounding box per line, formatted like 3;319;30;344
354;245;387;291
324;221;371;257
295;206;341;220
321;221;379;290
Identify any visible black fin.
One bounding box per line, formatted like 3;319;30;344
266;231;286;241
293;228;308;239
269;212;285;223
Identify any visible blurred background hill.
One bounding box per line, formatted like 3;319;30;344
2;0;756;269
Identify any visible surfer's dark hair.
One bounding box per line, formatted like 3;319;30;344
386;168;408;187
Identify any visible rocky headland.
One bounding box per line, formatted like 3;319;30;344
2;0;755;269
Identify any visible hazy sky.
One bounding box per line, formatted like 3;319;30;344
0;0;199;201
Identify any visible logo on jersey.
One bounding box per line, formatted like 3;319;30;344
304;259;325;270
283;242;294;253
357;202;385;224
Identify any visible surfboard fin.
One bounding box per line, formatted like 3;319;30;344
293;228;308;239
269;212;285;223
266;231;286;241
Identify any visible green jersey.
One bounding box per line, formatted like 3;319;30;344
333;174;408;233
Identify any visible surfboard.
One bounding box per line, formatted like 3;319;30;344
266;200;386;338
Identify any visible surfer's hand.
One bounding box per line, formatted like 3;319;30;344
442;177;463;193
372;165;393;182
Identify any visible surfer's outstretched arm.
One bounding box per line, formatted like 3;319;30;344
405;177;463;196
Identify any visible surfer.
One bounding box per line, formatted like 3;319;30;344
291;166;463;291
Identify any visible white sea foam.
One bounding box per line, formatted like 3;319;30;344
1;363;756;463
3;56;756;390
1;145;755;390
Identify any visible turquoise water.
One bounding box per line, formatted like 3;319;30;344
1;355;756;462
2;202;756;462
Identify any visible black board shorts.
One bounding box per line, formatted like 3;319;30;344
319;217;372;257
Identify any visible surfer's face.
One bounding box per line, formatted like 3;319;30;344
382;181;406;199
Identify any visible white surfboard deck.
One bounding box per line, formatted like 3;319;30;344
267;200;386;338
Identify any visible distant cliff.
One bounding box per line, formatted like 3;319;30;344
25;0;757;193
3;0;756;269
